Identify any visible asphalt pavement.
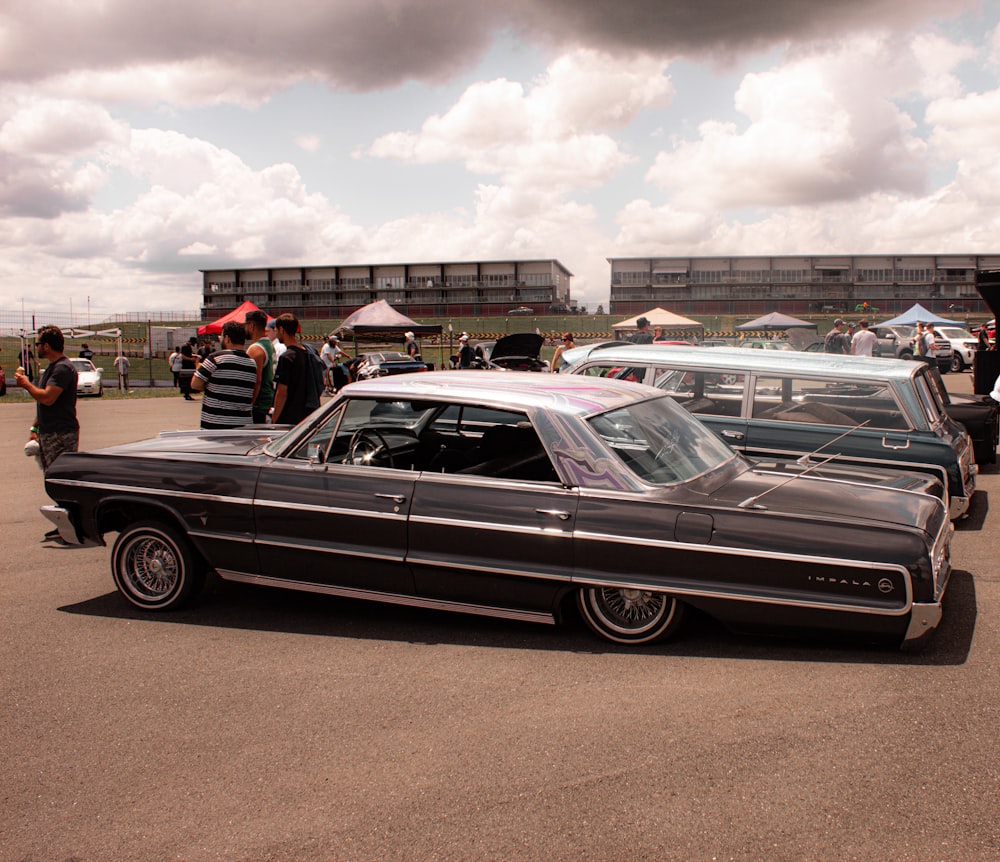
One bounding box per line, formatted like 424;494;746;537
2;382;999;861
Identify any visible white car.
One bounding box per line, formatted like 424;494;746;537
71;358;103;397
936;326;979;372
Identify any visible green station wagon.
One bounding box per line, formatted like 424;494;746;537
568;346;977;520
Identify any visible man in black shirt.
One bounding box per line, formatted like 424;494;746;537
629;317;654;344
15;325;79;539
272;313;319;425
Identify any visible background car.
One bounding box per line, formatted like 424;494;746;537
936;326;979;371
872;324;916;359
472;333;548;371
71;358;103;396
568;344;979;517
507;306;534;315
738;339;794;350
351;352;428;379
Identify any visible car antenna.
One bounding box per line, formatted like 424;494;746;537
794;419;871;465
738;451;847;509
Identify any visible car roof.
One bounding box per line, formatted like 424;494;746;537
342;369;657;416
571;344;923;380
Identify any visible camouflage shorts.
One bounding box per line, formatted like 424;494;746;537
38;430;79;471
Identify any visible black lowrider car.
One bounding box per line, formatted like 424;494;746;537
41;372;952;648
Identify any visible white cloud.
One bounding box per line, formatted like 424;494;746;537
295;134;321;152
369;50;671;190
644;34;937;210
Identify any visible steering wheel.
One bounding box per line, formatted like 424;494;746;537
347;429;394;467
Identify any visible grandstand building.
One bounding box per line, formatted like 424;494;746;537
200;259;574;321
608;254;1000;317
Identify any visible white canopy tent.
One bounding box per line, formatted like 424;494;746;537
611;307;704;338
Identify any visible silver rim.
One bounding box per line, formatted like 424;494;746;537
118;534;181;602
587;587;672;636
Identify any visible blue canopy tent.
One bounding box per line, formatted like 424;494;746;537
878;303;963;327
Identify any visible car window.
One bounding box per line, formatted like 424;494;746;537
577;363;647;382
651;368;746;417
285;398;560;482
428;405;524;433
751;376;908;430
588;397;735;484
914;371;946;427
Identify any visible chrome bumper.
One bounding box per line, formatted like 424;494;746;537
40;505;89;546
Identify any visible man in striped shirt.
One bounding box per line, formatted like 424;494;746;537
191;321;259;429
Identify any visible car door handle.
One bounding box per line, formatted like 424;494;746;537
882;436;911;451
536;508;571;520
375;493;407;504
721;430;745;440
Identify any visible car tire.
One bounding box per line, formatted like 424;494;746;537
950;354;964;373
111;521;205;611
900;351;914;360
96;384;104;397
577;586;684;645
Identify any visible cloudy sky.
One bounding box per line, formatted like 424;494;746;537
2;0;999;323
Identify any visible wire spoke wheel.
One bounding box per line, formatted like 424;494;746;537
578;586;683;645
111;521;203;610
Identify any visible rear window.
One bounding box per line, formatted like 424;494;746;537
751;377;908;430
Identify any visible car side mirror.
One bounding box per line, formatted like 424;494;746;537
308;444;325;466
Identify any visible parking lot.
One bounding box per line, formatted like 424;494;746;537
2;383;999;861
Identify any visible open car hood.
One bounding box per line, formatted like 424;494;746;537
489;333;545;360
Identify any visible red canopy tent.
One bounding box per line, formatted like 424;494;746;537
197;301;272;336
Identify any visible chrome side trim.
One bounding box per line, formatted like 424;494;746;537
45;478;252;507
574;529;914;615
409;513;572;536
186;530;255;545
405;556;571;583
252;536;402;562
214;570;556;625
254;499;407;521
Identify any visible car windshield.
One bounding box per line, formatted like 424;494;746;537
938;328;973;340
587;396;735;484
71;359;95;372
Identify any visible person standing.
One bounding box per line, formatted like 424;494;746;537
322;335;351;392
79;342;94;361
824;319;850;354
457;334;474;368
629;317;654;344
913;322;926;360
168;345;182;387
850;319;877;357
266;318;287;359
190;321;258;429
551;333;575;372
272;313;318;425
244;310;275;424
179;343;198;400
922;322;938;365
15;326;79;538
403;330;420;359
113;353;131;390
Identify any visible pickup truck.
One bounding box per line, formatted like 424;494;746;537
872;324;953;372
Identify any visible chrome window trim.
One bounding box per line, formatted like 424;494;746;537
215;570;556;625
